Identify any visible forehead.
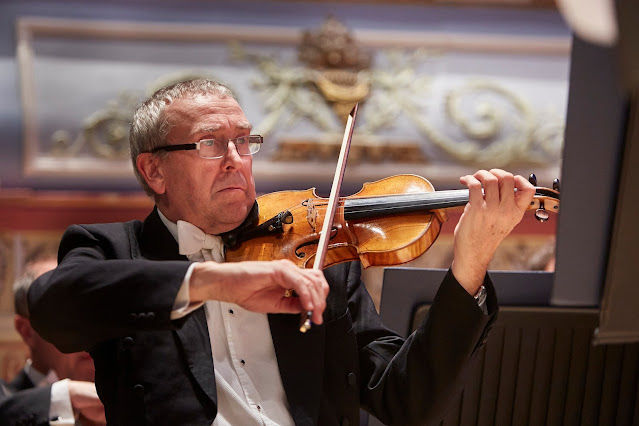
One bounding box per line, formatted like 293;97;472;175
164;94;251;137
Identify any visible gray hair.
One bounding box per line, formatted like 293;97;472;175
14;274;33;318
129;79;236;196
14;255;57;318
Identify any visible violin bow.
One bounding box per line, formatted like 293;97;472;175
299;103;359;332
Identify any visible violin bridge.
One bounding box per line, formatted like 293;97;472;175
306;199;317;231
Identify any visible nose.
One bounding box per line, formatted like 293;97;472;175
221;140;243;168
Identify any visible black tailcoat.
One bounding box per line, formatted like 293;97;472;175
0;369;53;426
29;208;497;425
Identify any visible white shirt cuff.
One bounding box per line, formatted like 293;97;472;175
49;379;75;425
474;285;488;315
171;263;204;319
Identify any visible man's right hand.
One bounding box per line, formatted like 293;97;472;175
189;260;330;325
67;381;105;425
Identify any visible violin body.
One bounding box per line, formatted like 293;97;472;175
225;175;447;269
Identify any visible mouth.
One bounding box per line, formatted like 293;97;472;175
218;186;245;192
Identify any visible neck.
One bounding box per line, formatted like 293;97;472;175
28;356;50;377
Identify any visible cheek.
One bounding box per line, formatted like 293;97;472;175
243;160;256;195
166;162;204;193
248;177;256;199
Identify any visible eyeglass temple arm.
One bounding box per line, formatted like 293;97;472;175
150;143;198;154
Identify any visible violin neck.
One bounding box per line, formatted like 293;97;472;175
343;190;469;221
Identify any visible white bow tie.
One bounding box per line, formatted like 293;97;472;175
177;220;225;263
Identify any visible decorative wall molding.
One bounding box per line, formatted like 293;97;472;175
17;16;570;53
276;0;557;8
17;16;569;189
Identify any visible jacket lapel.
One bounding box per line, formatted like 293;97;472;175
173;308;217;404
8;369;35;391
138;207;185;261
269;313;325;426
138;208;217;404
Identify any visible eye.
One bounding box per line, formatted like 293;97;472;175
200;139;216;147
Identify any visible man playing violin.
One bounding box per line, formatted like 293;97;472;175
29;78;535;425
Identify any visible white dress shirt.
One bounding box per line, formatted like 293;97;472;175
158;211;295;426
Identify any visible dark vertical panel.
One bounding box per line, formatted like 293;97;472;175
430;309;638;426
562;327;591;426
581;344;605;425
458;347;485;426
494;327;520;426
440;381;463;426
511;327;539;425
528;328;555;426
552;36;627;307
616;0;639;90
615;344;639;425
546;328;572;426
477;326;504;426
634;372;639;426
598;345;623;425
596;95;639;344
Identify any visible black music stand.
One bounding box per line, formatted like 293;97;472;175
379;267;553;337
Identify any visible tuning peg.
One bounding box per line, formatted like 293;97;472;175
535;200;549;222
535;209;549;222
553;178;560;192
529;173;537;186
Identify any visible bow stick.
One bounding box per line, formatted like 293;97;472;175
299;103;359;332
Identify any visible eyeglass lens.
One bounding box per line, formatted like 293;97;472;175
199;136;260;158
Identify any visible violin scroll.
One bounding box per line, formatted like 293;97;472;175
528;175;561;222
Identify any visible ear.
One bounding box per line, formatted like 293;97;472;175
137;153;167;195
14;315;33;344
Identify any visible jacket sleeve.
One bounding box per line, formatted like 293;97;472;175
0;385;52;426
28;223;192;353
349;264;498;425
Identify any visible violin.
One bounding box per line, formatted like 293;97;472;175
224;173;560;269
223;104;559;332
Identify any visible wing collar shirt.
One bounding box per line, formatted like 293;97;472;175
158;210;295;426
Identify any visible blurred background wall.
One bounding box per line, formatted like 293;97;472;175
0;0;567;380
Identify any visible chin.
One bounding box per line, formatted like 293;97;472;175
217;207;252;230
216;192;252;209
221;211;250;228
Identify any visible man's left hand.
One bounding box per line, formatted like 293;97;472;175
451;169;535;295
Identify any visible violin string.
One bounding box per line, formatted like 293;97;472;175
305;190;471;213
284;187;554;226
302;188;552;210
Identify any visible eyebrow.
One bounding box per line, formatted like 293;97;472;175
235;121;252;131
196;121;252;135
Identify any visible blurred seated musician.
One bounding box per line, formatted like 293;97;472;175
28;78;536;425
0;256;105;426
528;237;557;272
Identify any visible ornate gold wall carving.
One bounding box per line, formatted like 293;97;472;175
232;17;564;167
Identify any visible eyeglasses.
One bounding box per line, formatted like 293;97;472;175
150;135;263;159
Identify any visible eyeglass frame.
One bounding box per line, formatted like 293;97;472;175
149;135;263;159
